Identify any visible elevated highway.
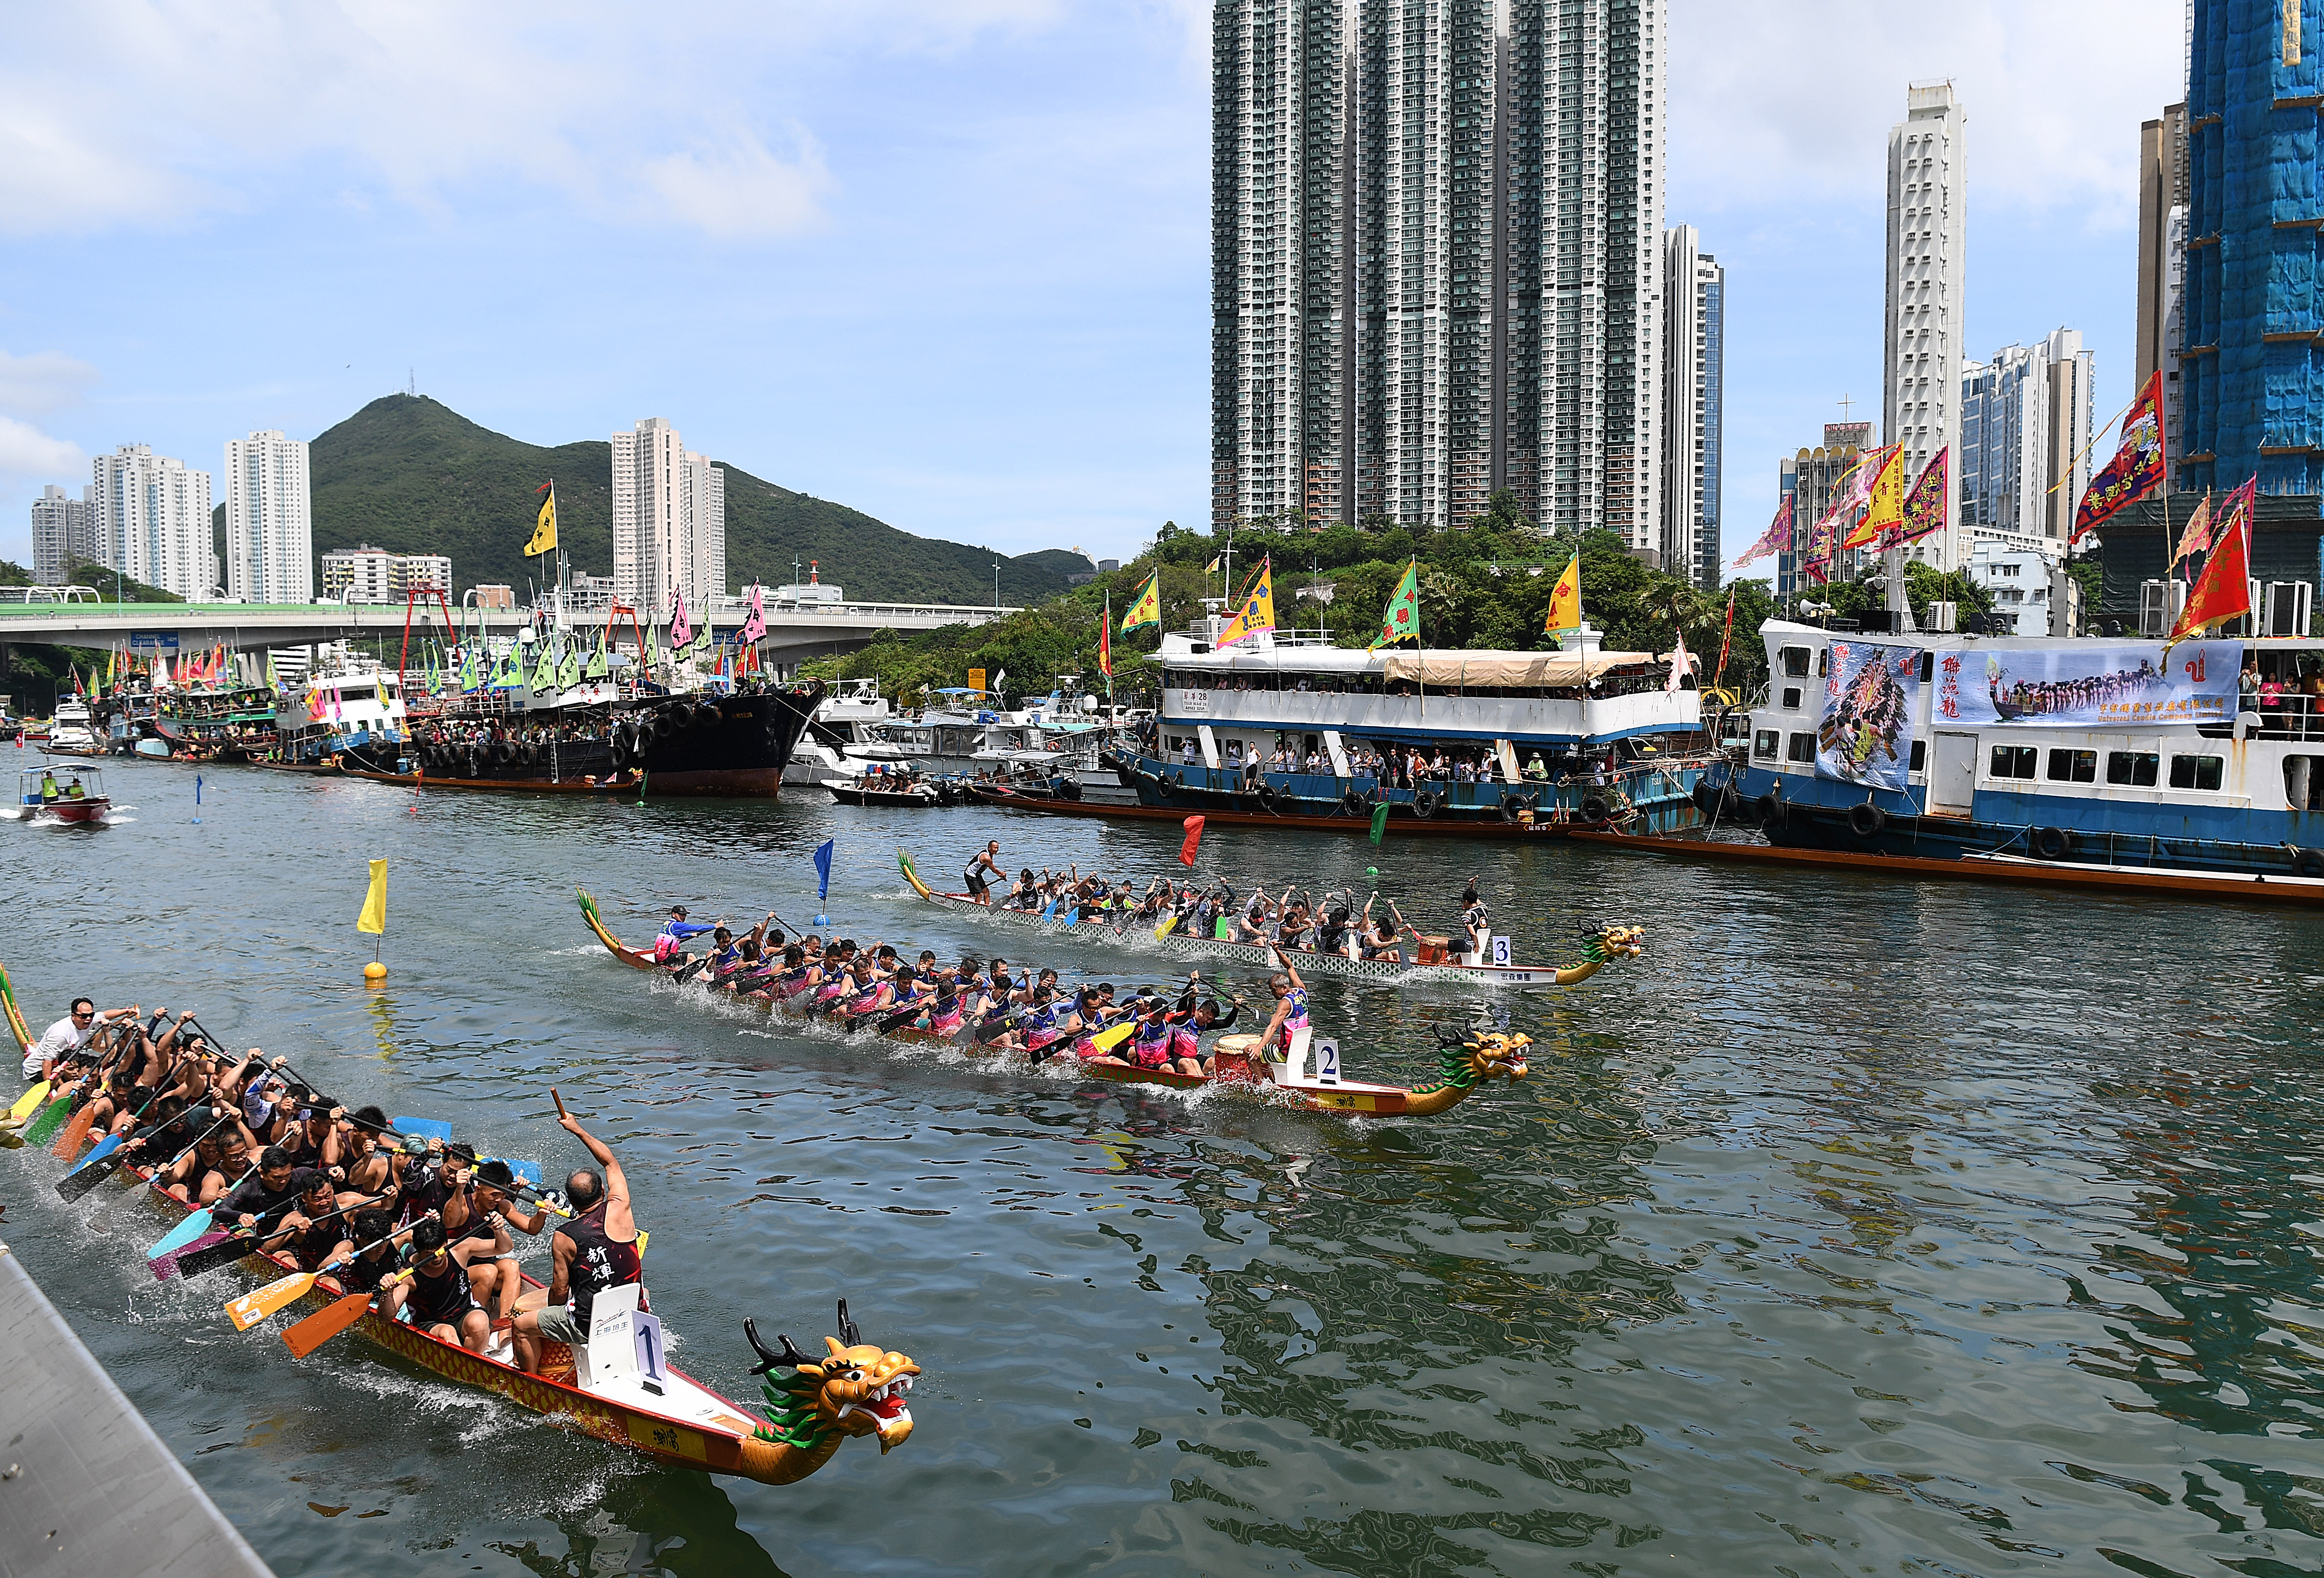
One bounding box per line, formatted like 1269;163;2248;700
0;597;1018;668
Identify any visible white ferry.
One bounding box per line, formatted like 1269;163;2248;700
274;658;408;767
1716;620;2324;879
1103;607;1712;835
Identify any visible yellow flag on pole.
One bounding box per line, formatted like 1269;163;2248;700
356;859;387;936
1119;569;1162;633
1544;554;1582;634
1216;560;1276;647
1842;445;1905;549
526;483;558;557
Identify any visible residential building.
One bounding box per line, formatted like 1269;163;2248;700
393;553;451;597
1883;81;1966;569
2136;102;2188;468
321;545;395;603
2183;0;2323;493
611;417;726;621
473;584;515;609
1210;0;1666;550
1661;224;1724;586
1775;423;1872;597
29;484;98;585
224;429;313;604
1959;328;2094;557
1964;538;2057;636
90;444;215;600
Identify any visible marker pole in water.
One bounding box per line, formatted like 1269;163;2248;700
192;772;202;825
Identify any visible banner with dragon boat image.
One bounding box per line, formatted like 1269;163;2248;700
1933;640;2240;728
1816;641;1919;791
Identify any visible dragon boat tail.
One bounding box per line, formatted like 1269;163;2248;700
577;889;1538;1119
895;848;1644;990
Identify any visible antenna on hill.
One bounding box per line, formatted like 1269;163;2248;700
407;367;417;397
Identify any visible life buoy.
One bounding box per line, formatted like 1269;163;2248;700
1499;792;1524;823
1412;789;1439;819
1579;793;1610;824
1058;776;1083;802
2033;825;2072;860
2295;847;2324;879
1848;802;1887;838
1342;789;1366;816
1754;791;1785;827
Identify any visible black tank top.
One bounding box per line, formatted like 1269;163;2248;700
559;1205;642;1326
406;1255;474;1326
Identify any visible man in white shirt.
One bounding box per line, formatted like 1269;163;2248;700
22;998;132;1082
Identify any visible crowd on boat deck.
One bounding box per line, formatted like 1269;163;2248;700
17;1001;643;1375
413;716;614;751
647;903;1316;1081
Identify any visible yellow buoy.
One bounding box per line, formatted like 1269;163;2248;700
363;962;388;983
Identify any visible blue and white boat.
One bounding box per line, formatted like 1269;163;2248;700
1714;619;2324;881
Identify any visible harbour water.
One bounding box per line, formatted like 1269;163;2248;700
4;755;2323;1576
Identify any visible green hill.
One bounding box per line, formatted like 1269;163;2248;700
305;395;1086;605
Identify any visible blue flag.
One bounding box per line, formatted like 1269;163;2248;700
813;839;834;902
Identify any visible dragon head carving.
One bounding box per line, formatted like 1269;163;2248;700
1590;924;1646;962
747;1300;921;1458
1461;1030;1531;1086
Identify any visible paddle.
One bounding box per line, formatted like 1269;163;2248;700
149;1160;261;1261
391;1117;453;1144
8;1080;50;1125
19;1086;77;1146
174;1189;387;1284
50;1023;137;1159
1086;1017;1140;1056
281;1269;416;1359
227;1214;419;1331
57;1106;225;1203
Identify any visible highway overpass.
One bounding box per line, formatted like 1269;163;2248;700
0;596;1019;669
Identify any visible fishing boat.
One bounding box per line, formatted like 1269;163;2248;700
1;987;919;1488
825;771;944;808
896;849;1644;989
575;890;1538;1118
8;763;113;826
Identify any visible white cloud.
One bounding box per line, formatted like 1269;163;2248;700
645;129;833;240
0;351;100;419
0;416;88;487
1669;0;2183;227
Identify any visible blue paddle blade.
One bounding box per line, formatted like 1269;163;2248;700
488;1157;542;1186
392;1117;453;1143
64;1133;120;1177
148;1208;217;1260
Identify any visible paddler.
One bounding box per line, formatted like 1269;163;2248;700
512;1101;644;1375
1257;945;1311;1060
401;1216;501;1353
962;841;1004;905
21;997;134;1083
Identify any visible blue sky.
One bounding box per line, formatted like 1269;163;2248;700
0;1;2180;577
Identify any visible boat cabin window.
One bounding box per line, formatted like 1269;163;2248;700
1754;729;1779;760
1780;646;1811;678
2168;754;2224;792
1780;687;1802;710
2285;756;2324;811
1785;732;1815;763
1919;652;1935;683
1989;745;2037;780
2106;750;2160;787
2045;748;2096;784
1909;739;1926;772
338;685;375;704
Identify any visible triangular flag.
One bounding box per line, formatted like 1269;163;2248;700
526;483;559;556
2169;476;2254;643
1216;560;1275;647
1120;570;1162;633
1371;559;1420;651
1543;554;1581;634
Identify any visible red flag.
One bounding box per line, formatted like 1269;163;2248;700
1098;615;1112;679
2073;369;2166;541
1714;588;1735;686
1177;815;1204;867
1897;447;1949;544
2169;476;2254;642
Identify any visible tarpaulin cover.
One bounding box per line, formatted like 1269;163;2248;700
1381;651;1655;686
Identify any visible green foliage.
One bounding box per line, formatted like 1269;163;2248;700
306;394;1085;605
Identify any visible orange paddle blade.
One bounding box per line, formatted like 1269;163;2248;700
228;1269;318;1331
50;1103;96;1160
281;1288;371;1355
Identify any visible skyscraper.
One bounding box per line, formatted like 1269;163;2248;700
29;484;97;586
611;418;726;620
1661;224;1723;586
225;429;313;604
91;444;214;601
1959;330;2094;555
1883;81;1965;569
2183;0;2321;494
2135;102;2188;467
1211;0;1666;549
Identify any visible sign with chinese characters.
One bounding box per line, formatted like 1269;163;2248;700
1935;642;2239;728
1816;641;1920;790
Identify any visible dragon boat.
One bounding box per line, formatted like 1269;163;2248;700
896;849;1644;990
3;976;918;1488
578;890;1536;1117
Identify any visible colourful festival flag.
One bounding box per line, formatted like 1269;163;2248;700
356;859;387;937
1097;600;1113;678
739;582;766;645
2072;369;2166;541
1714;588;1736;687
1898;447;1949;543
1216;560;1275;647
1371;559;1421;650
1665;626;1694;695
1543;554;1582;634
558;641;581;688
1178;815;1205;867
1731;495;1793;568
2169;476;2255;643
669;591;693;649
585;635;609;681
1842;445;1905;549
2171;490;2215;567
1120;570;1162;633
527;482;559;557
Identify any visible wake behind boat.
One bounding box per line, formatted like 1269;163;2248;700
7;762;116;827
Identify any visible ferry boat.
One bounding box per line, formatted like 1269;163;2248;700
1089;608;1712;836
1705;620;2324;887
273;657;410;767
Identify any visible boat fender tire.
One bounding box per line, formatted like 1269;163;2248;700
491;740;515;766
1342;789;1366;816
2032;825;2072;860
2295;847;2324;880
609;739;630;769
1499;793;1524;823
1058;777;1083;802
1848;802;1887;839
1755;791;1785;827
653;709;681;741
1579;793;1610;825
1412;789;1439;819
1168;770;1184;794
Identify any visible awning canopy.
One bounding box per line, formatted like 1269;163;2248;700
1380;650;1657;687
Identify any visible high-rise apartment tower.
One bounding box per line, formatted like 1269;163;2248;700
91;444;214;601
1958;329;2094;556
1661;225;1723;586
1883;81;1965;569
611;418;726;622
225;429;313;604
1211;0;1666;551
30;484;98;586
2136;102;2188;468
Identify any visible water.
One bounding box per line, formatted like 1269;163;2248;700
5;753;2324;1577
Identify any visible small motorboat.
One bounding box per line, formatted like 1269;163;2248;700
824;771;943;808
9;763;114;826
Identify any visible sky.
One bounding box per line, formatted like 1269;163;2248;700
0;0;2183;577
